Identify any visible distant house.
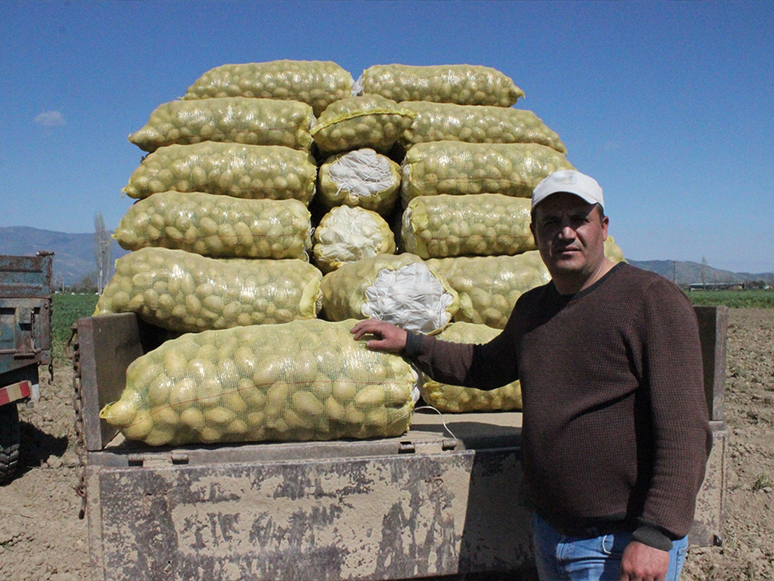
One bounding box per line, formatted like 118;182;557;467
688;282;746;291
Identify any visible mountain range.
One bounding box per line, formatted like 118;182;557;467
0;226;129;289
1;225;772;289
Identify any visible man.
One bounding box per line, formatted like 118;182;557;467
351;169;712;581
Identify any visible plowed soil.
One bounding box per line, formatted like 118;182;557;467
1;308;772;581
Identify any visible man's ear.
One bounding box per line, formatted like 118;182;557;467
529;221;536;244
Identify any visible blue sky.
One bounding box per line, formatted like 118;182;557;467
1;0;772;273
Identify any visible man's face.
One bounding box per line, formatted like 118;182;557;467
530;192;609;285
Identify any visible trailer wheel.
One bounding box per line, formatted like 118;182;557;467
0;404;21;483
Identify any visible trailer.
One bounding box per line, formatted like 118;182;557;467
0;252;54;482
71;306;728;581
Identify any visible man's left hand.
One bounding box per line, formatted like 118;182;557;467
619;540;669;581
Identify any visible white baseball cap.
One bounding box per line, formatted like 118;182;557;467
531;170;604;211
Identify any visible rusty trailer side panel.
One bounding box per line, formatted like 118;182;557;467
77;308;727;580
86;445;532;581
0;253;53;384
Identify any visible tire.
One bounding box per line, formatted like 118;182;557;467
0;404;21;483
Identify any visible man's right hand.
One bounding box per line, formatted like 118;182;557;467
350;319;407;354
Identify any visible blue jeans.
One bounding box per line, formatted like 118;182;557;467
532;514;688;580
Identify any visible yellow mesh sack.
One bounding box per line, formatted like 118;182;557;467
427;238;627;329
95;248;322;332
99;319;417;446
114;192;312;260
128;97;315;153
311;95;415;154
182;60;354;117
400;102;566;154
401;194;535;259
359;64;524;107
420;322;522;413
122;142;317;204
401;141;575;205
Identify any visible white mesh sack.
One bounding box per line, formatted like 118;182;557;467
320;253;458;335
318;149;401;215
312;205;395;273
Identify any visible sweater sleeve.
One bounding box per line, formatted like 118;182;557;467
637;278;712;539
404;299;524;389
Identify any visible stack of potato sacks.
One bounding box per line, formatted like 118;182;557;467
96;60;626;447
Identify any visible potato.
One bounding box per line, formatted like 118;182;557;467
320;253;458;335
182;60;354;117
402;194;535;259
401;141;575;205
420;322;522;412
311;95;415;154
114;191;312;260
94;247;322;332
313;206;395;273
359;64;524;107
122;142;317;204
399;102;566;154
128;97;315;153
427;237;626;328
99;319;417;445
317;149;401;216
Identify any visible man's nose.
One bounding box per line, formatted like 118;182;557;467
557;222;576;239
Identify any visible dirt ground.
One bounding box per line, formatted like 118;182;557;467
0;308;772;581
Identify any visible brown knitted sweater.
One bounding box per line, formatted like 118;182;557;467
405;263;712;548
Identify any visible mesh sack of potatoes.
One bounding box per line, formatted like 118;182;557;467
128;97;315;153
401;141;575;205
398;102;567;154
310;95;416;154
122;143;317;204
420;322;522;413
401;193;535;259
317;149;401;216
427;237;627;329
313;206;395;273
94;247;322;333
320;253;458;335
114;192;312;260
182;60;354;117
358;64;524;107
427;252;550;329
603;235;626;264
99;319;418;446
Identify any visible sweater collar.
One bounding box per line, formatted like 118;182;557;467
549;262;626;302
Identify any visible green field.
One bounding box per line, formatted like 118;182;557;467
52;293;100;356
685;289;774;309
